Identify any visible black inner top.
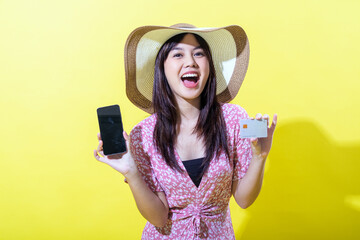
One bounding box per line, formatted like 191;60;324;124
182;157;205;188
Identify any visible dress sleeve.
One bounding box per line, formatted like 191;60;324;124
129;125;164;193
232;106;253;181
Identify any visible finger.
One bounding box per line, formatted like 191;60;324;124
94;149;104;161
97;140;103;152
263;114;269;127
94;149;106;163
96;140;105;157
94;150;110;164
97;133;102;140
255;113;262;120
270;114;278;132
99;150;105;157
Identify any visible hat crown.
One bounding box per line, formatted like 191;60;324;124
170;23;196;29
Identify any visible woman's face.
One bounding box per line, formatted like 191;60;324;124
164;34;210;105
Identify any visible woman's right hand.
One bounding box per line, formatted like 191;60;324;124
93;132;138;181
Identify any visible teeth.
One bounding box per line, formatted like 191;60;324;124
182;73;198;78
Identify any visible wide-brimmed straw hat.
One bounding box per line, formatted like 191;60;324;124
124;23;249;113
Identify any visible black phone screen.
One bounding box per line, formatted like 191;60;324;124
97;105;126;155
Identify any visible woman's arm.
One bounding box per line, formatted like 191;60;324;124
125;170;169;227
94;132;169;227
232;113;277;209
231;155;266;209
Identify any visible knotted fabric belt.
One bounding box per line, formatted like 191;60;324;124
170;205;227;239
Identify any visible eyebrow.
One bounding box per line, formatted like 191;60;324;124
171;46;202;51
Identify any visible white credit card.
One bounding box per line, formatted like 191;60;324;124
240;119;268;138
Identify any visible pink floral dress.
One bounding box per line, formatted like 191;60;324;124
129;103;252;240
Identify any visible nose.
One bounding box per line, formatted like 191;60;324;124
184;54;198;68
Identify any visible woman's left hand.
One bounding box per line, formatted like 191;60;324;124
250;113;278;161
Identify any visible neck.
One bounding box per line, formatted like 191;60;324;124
175;97;201;124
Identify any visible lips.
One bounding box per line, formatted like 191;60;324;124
180;72;199;88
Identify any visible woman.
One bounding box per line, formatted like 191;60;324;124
94;24;277;239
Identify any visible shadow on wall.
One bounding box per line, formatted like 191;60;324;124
236;120;360;240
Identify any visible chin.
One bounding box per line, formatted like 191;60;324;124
182;93;202;102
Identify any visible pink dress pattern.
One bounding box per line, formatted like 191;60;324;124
129;103;252;240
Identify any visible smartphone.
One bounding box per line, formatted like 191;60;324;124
97;104;127;155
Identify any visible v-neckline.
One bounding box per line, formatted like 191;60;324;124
174;149;208;190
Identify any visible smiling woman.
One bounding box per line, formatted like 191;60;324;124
152;32;227;177
94;23;277;239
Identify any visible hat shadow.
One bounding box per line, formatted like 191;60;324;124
235;120;360;239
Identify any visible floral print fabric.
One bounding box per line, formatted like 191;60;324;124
129;103;252;240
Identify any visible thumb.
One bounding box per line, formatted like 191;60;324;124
123;131;131;152
250;137;258;145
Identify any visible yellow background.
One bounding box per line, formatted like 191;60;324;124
1;0;359;239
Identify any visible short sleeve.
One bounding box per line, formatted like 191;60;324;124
130;125;164;193
231;106;253;181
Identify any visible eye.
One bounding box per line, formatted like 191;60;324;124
194;51;205;57
171;51;183;58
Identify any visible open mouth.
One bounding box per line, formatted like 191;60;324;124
181;73;199;88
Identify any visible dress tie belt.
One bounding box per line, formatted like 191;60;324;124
171;206;227;238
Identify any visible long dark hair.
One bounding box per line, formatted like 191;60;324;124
152;33;230;179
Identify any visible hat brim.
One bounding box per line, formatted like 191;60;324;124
124;24;249;114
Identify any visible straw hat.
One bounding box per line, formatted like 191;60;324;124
124;23;249;113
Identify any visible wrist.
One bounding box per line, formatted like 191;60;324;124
252;153;267;163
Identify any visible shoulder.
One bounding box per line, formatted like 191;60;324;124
129;114;157;150
221;103;249;123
